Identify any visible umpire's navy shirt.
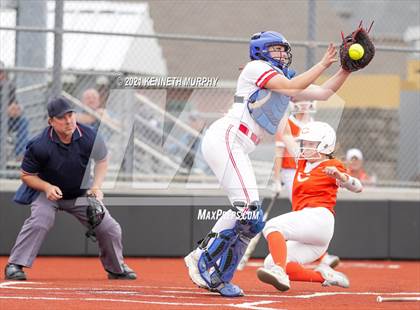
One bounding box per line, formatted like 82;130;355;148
21;123;108;199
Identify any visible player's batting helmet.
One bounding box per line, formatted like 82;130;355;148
297;121;336;155
250;31;292;69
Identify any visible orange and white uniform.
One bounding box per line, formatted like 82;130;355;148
292;158;347;215
278;116;313;201
281;117;301;170
264;158;348;265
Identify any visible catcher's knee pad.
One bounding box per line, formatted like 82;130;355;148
233;200;265;239
197;228;238;288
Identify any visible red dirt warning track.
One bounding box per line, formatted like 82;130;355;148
0;257;419;310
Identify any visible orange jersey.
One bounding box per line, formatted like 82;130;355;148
292;158;348;214
281;118;301;169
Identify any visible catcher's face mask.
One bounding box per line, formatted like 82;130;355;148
290;101;317;115
267;44;292;68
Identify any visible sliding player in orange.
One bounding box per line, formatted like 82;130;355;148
274;101;340;269
258;121;363;291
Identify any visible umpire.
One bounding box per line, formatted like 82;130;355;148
4;96;136;281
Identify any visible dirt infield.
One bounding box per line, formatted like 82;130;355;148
0;257;419;310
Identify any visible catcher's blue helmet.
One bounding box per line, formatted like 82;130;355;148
250;31;292;69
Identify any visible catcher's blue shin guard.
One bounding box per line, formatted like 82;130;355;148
212;282;244;297
197;201;265;296
197;228;238;288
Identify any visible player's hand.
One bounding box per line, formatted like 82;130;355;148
45;184;63;201
87;188;104;201
274;179;282;194
319;43;338;68
323;166;347;182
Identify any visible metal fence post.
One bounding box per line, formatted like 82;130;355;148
51;0;64;98
15;0;48;134
0;81;11;173
306;0;316;69
15;0;47;94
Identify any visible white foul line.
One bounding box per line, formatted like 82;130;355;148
1;281;420;309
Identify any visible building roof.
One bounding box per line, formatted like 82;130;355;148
0;1;167;75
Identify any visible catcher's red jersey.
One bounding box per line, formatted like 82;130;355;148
292;158;348;214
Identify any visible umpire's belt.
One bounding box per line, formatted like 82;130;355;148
239;123;260;145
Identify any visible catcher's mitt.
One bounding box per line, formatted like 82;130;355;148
340;21;375;72
85;194;105;242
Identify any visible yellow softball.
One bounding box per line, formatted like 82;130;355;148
348;43;364;60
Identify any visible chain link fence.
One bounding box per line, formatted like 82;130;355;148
0;0;419;188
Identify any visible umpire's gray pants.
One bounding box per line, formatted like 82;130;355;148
8;192;125;274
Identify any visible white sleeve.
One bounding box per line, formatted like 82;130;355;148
339;174;363;193
243;61;280;88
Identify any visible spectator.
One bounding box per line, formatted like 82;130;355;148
78;88;119;129
0;61;14;105
167;112;210;175
96;76;111;107
77;88;102;130
183;113;210;174
0;60;29;159
8;101;29;159
346;148;376;185
0;60;6;82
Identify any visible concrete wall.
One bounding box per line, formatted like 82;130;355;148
0;191;419;259
399;92;420;182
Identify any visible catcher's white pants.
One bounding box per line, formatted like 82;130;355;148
263;207;334;265
281;168;296;202
201;116;259;204
195;116;260;258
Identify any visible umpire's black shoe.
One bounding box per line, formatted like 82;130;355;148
107;263;137;280
5;263;27;280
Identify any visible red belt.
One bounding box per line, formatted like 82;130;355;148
239;124;260;145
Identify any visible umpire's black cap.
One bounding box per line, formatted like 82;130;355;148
47;96;76;118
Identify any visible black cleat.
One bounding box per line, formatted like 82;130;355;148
5;263;27;280
107;263;137;280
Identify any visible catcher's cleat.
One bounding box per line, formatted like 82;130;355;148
107;263;137;280
320;253;340;269
257;265;290;292
212;282;244;297
184;250;209;289
315;264;350;288
5;263;26;281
